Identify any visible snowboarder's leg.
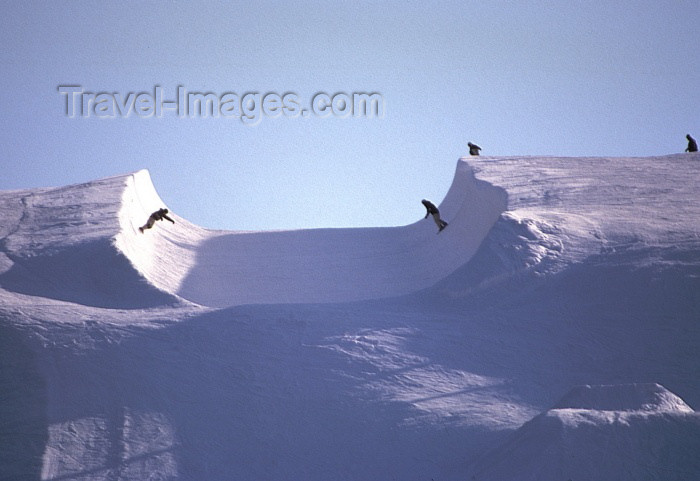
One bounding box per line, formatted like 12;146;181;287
139;216;156;233
431;213;449;232
431;213;442;230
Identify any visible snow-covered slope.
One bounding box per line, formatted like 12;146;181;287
1;154;699;481
0;174;178;308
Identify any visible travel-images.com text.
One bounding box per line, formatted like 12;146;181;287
58;86;384;125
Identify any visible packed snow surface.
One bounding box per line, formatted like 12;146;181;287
1;154;699;480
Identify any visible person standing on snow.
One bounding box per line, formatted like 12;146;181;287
468;142;482;156
686;134;698;153
422;199;448;232
139;208;175;233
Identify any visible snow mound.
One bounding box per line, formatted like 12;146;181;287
468;384;700;481
553;382;694;413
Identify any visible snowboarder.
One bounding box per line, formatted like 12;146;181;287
468;142;481;156
686;134;698;153
422;199;448;232
139;208;175;233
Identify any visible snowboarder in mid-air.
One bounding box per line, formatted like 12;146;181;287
139;208;175;233
422;199;448;232
468;142;482;156
686;134;698;153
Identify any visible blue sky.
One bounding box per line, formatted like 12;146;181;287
1;1;698;230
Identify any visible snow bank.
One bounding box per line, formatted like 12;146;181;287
428;154;700;296
468;154;700;263
469;384;700;481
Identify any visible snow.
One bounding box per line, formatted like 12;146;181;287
468;384;700;481
1;153;699;480
552;382;695;413
115;163;507;306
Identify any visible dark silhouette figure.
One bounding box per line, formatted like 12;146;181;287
422;199;448;232
686;134;698;153
139;208;175;233
468;142;481;156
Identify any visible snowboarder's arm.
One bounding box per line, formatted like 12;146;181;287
164;214;175;223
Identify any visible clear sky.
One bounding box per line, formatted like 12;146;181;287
1;1;698;230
